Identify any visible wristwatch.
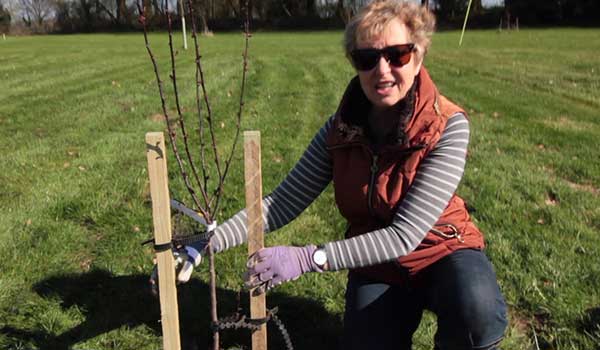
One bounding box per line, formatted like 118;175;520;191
312;245;328;270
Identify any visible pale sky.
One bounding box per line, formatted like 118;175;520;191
482;0;503;7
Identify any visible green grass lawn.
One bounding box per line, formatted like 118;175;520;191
0;28;599;349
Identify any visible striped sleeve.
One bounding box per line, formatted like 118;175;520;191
324;113;471;271
207;116;335;252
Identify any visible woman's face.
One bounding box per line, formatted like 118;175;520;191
356;19;423;112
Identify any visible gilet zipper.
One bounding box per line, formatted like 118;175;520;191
367;154;378;218
327;141;426;220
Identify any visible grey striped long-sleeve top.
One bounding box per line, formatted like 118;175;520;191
207;113;470;271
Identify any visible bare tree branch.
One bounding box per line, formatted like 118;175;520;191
187;0;212;215
165;3;212;217
137;0;209;220
212;0;250;216
186;0;224;213
96;0;117;23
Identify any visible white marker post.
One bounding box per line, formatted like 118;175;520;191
179;0;188;50
459;0;474;47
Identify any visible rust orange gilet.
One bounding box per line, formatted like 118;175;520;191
326;67;484;284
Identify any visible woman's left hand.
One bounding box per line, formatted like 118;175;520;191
245;245;321;293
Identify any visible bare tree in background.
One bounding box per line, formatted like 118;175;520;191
0;2;11;32
336;0;369;23
472;0;482;14
19;0;52;27
115;0;126;23
191;0;211;33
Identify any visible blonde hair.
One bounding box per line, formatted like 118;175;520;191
344;0;436;61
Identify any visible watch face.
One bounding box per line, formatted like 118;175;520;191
313;249;327;266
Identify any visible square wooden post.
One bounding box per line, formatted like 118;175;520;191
244;131;267;350
146;132;181;350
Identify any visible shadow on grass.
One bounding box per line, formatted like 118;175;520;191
1;269;342;350
578;306;600;350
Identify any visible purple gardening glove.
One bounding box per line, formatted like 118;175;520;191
245;245;323;294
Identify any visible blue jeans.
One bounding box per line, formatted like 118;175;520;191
343;249;507;350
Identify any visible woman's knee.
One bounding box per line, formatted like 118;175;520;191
429;250;508;349
343;274;423;349
435;299;507;350
462;291;507;348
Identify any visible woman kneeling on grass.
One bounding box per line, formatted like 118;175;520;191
160;1;508;348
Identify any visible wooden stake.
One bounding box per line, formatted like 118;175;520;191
244;131;267;350
146;132;181;350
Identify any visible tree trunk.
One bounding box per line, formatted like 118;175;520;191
337;0;352;24
79;0;92;29
306;0;316;16
23;14;31;26
152;0;161;16
116;0;121;22
226;0;239;17
200;13;209;33
472;0;482;14
115;0;127;24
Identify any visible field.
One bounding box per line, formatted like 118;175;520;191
0;28;599;349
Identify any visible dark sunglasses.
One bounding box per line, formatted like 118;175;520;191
350;43;416;71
